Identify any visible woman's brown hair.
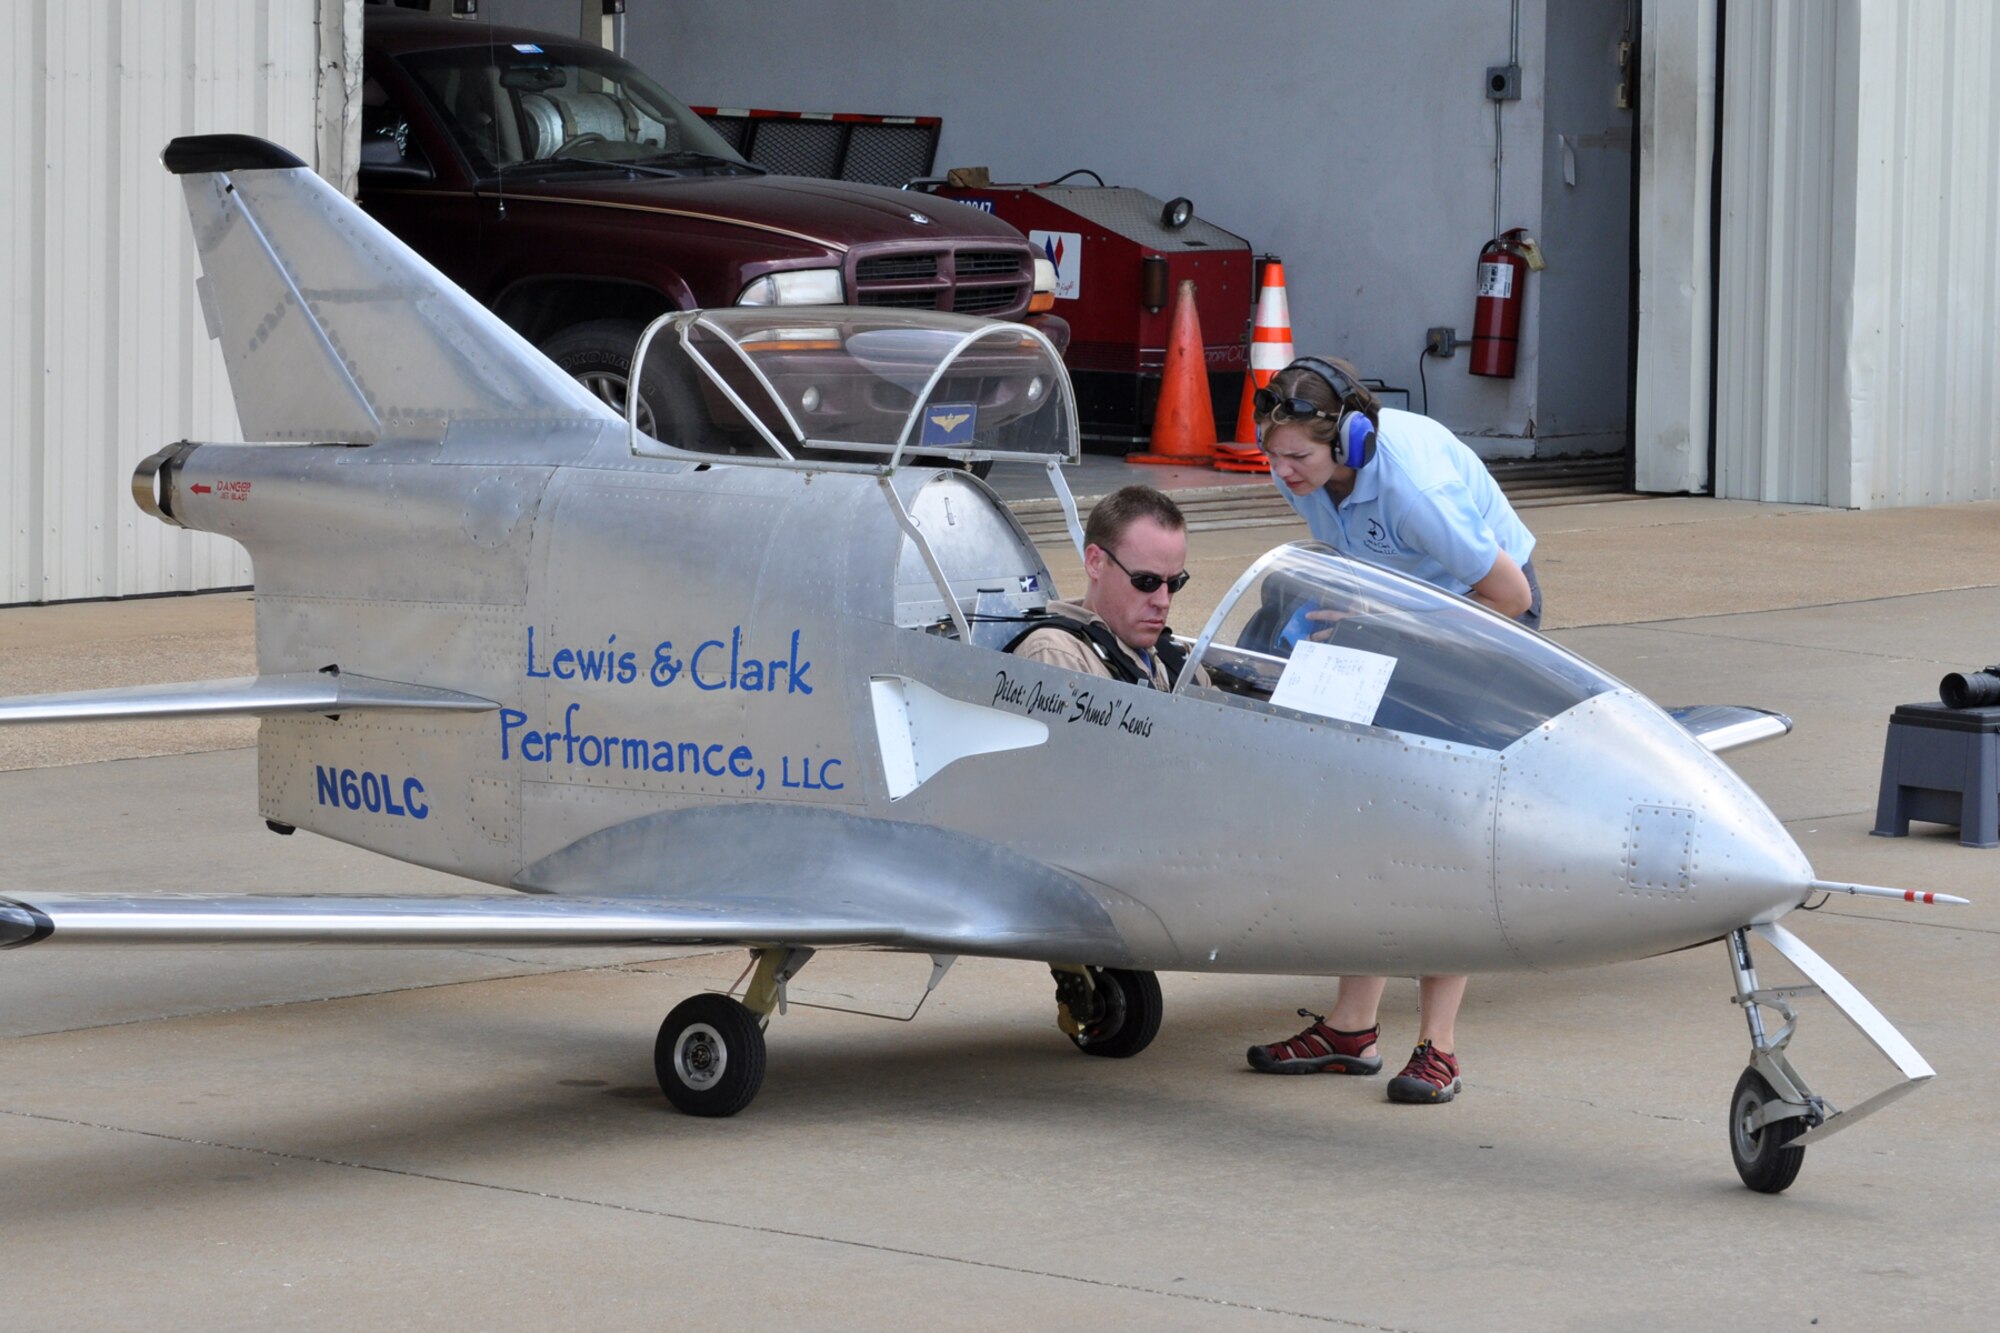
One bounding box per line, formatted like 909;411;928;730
1255;356;1380;443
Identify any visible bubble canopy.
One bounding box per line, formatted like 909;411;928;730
1180;542;1616;751
629;308;1079;469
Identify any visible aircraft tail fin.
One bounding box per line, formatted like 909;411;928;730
164;134;617;445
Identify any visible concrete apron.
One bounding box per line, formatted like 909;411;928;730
2;496;1997;1327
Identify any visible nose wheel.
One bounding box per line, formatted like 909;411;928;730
1728;1066;1807;1194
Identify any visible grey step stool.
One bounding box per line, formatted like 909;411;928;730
1872;702;2000;848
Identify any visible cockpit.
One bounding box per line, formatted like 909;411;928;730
629;306;1079;640
1178;544;1615;750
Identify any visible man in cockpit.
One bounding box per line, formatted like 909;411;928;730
1009;485;1204;690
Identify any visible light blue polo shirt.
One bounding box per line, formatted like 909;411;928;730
1272;408;1535;596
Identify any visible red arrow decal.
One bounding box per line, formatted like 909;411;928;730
190;483;211;494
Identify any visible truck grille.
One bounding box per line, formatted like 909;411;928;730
855;254;939;283
849;244;1031;319
858;289;944;310
952;285;1024;316
956;250;1021;277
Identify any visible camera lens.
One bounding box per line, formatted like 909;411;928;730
1939;667;2000;709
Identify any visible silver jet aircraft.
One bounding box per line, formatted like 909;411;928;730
0;136;1964;1194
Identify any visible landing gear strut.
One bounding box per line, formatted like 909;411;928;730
1724;928;1819;1192
1723;924;1935;1194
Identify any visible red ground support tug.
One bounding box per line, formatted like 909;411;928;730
928;175;1254;453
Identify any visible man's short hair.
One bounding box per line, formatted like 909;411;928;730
1085;485;1187;553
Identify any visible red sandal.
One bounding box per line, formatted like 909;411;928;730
1386;1040;1462;1103
1246;1010;1382;1075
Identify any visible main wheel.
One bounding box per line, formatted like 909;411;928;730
1069;967;1162;1059
655;993;766;1117
1729;1067;1807;1193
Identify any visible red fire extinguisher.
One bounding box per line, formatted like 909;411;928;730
1470;228;1537;378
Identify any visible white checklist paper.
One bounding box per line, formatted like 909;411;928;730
1268;641;1397;725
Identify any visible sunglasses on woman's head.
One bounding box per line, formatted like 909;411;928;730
1253;387;1340;424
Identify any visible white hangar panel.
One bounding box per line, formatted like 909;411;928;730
3;1;356;604
1633;0;1718;495
1836;0;2000;508
1716;0;2000;508
1713;2;1840;506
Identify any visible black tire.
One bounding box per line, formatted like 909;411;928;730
1070;967;1163;1059
1729;1067;1807;1193
540;318;676;441
655;993;767;1117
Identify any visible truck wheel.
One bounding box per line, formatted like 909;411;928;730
540;319;672;439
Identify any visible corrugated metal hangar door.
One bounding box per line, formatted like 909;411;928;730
3;1;357;603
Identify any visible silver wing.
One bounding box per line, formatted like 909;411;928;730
0;671;495;725
2;806;1133;964
0;893;897;950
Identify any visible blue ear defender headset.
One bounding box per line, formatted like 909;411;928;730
1287;356;1377;468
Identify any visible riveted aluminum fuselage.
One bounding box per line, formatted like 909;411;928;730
159;426;1812;977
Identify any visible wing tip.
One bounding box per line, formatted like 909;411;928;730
0;897;54;949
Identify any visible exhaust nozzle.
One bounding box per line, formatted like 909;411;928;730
132;441;200;527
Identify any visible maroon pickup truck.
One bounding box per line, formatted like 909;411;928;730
357;9;1060;434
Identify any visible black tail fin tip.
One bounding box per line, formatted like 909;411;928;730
162;134;308;177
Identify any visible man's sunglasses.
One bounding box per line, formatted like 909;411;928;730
1252;387;1339;424
1103;546;1191;595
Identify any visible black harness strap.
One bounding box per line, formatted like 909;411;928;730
1004;614;1187;688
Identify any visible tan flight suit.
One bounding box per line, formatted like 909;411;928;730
1011;599;1206;689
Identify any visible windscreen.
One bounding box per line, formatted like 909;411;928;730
630;308;1078;466
1185;544;1613;750
399;42;748;175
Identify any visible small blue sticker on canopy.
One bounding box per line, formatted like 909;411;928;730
920;403;977;448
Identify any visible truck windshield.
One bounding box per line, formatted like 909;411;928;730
398;43;750;176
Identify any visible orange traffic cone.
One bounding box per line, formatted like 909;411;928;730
1214;257;1295;474
1129;279;1218;466
1229;368;1259;452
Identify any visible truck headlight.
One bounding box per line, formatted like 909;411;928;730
1028;256;1058;313
737;269;844;306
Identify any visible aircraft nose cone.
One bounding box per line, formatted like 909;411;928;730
1492;691;1811;968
